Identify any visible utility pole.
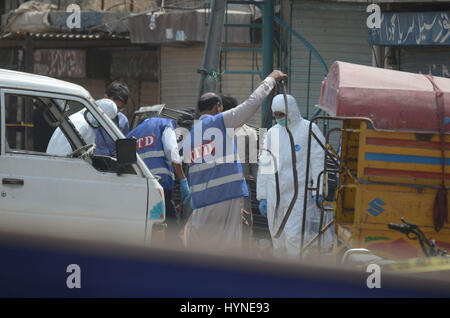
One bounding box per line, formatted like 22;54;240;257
197;0;227;101
261;0;274;129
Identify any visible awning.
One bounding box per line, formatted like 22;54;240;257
316;61;450;133
0;31;129;41
0;31;131;49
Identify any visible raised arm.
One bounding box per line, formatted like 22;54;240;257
222;70;287;129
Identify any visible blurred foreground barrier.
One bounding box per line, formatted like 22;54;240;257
0;231;448;298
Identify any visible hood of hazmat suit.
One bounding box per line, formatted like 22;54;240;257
46;98;118;156
256;94;333;257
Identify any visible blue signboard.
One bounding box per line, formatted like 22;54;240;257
367;12;450;46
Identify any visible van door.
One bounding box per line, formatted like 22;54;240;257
0;90;149;245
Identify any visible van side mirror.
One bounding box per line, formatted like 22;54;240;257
116;138;137;174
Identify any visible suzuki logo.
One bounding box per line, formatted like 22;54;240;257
367;198;385;216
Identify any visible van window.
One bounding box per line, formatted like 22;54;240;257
3;93;135;174
4;93;83;154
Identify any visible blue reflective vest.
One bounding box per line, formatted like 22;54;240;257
127;117;175;190
94;112;129;156
182;113;248;209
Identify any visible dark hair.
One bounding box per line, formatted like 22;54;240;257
106;81;129;104
220;94;238;112
198;92;222;113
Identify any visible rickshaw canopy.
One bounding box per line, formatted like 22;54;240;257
316;61;450;133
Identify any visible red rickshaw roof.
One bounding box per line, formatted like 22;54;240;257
316;61;450;133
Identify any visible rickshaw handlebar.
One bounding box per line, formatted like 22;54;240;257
388;219;447;257
388;223;411;235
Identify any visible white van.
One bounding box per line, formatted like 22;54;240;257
0;69;165;245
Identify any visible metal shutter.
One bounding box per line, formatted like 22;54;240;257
290;0;372;147
220;49;264;128
160;45;204;110
161;44;264;128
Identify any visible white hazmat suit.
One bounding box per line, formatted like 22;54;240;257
256;94;333;258
46;99;118;156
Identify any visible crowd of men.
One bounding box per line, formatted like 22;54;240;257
45;70;334;259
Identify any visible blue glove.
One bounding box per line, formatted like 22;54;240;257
259;199;267;216
312;195;323;206
179;178;191;205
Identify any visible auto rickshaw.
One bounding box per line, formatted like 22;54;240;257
302;61;450;262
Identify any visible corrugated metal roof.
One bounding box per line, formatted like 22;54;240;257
0;31;130;41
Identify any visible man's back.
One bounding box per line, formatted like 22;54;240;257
47;111;92;156
94;112;129;156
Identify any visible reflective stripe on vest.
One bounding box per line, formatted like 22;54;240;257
191;173;244;193
140;150;165;159
183;114;248;209
188;154;237;173
150;167;175;180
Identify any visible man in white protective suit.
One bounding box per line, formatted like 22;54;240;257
256;94;333;259
46;98;117;156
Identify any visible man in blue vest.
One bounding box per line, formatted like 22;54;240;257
127;117;190;232
181;70;287;252
95;81;130;156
